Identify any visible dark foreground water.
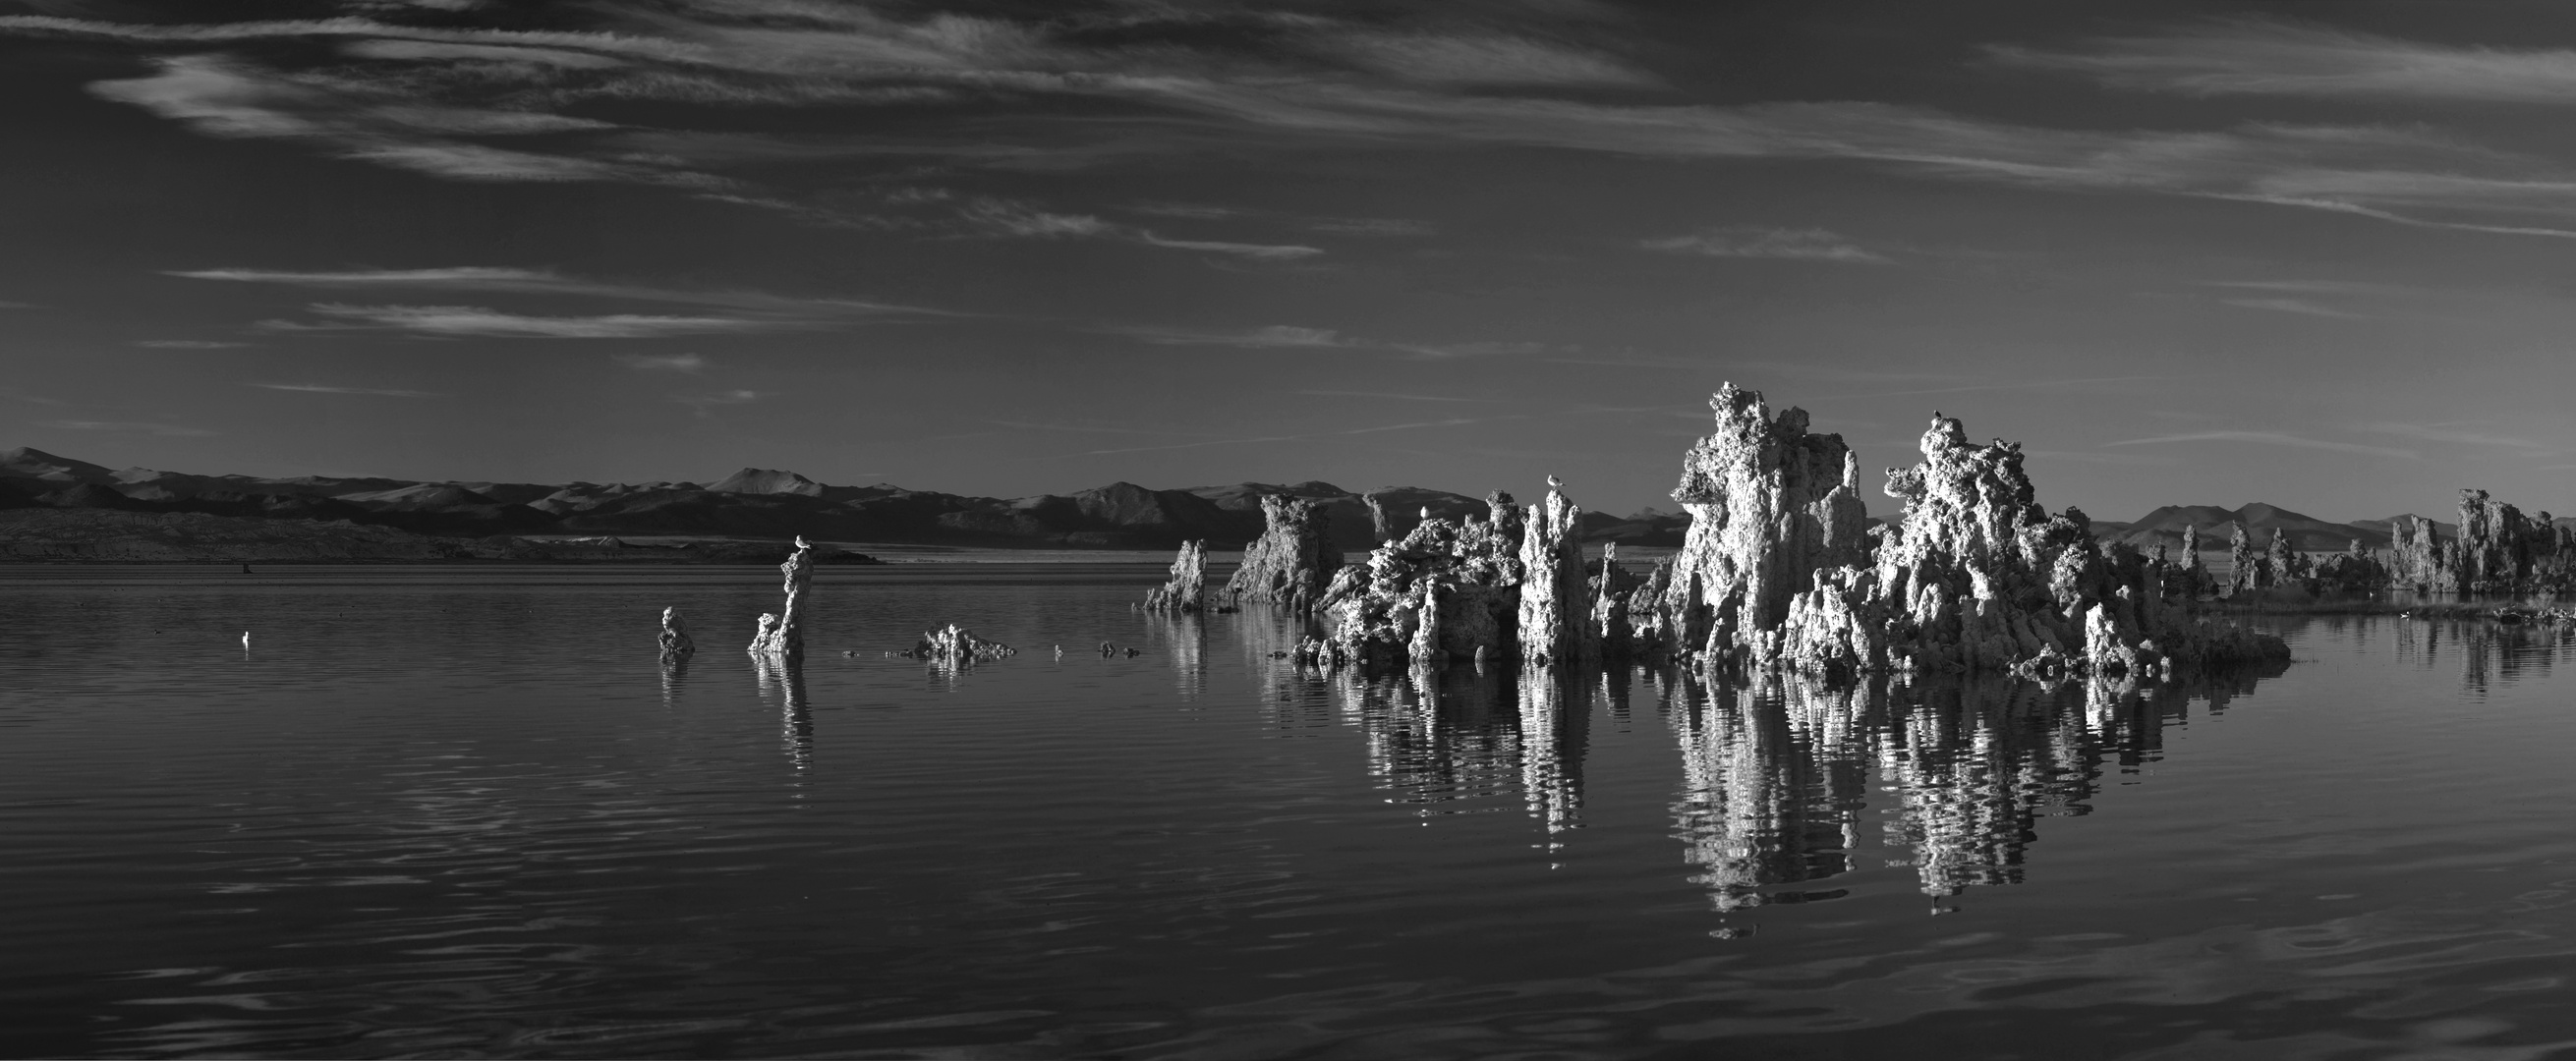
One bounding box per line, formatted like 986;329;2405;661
6;566;2576;1059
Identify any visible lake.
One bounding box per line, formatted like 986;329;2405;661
5;565;2576;1059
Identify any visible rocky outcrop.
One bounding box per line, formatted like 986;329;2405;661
2390;490;2575;593
1294;492;1524;668
1755;408;2286;680
658;606;695;658
747;537;813;656
1652;384;1871;666
915;624;1016;662
1517;477;1595;667
1138;540;1207;612
1223;494;1345;611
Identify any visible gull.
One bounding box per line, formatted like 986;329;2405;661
241;631;250;649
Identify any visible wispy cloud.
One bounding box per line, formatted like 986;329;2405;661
1641;227;1894;264
1073;415;1512;456
171;265;943;317
2362;422;2553;452
1393;340;1548;360
1296;389;1480;403
1120;324;1354;349
678;389;761;416
265;304;790;338
28;8;2576;240
42;419;215;437
1816;374;2165;401
2103;429;2419;461
960;199;1321;259
0;301;35;309
1990;20;2576;105
252;382;443;397
135;339;251;349
2218;297;2365;318
615;353;706;372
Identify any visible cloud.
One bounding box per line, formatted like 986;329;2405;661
959;199;1322;259
2362;422;2553;452
2218;297;2365;318
1297;389;1480;403
30;8;2576;240
0;301;34;309
1642;227;1895;264
134;339;252;349
615;353;707;372
678;389;761;415
1990;20;2576;105
252;382;443;397
1326;32;1659;88
42;419;216;437
266;304;789;338
171;265;945;318
1394;340;1548;360
1121;324;1354;349
2103;429;2419;461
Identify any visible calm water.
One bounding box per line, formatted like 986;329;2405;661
6;566;2576;1059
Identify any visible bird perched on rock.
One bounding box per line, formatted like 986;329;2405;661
1546;474;1563;489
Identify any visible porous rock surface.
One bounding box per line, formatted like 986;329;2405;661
2395;489;2576;593
658;606;695;658
1517;478;1595;666
1224;495;1345;611
916;624;1016;662
1650;384;1870;665
1296;491;1524;668
747;537;813;656
1139;539;1207;612
1759;412;2287;680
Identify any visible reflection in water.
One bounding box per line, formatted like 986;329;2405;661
2393;615;2576;697
1315;661;1588;839
1665;666;2282;914
1146;614;1206;699
752;654;812;771
659;651;690;710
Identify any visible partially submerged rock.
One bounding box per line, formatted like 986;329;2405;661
1517;476;1595;667
747;536;813;657
1296;490;1523;668
1652;384;1871;666
658;606;695;658
1760;408;2286;680
1224;494;1345;611
1138;539;1207;612
915;624;1016;662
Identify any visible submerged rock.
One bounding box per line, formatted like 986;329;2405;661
658;606;695;658
1138;539;1207;612
747;536;813;657
1224;494;1345;612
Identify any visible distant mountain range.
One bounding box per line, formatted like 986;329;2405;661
0;447;1688;553
0;446;2490;558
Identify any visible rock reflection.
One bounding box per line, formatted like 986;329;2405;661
1145;613;1206;699
1314;660;1589;836
659;651;690;710
752;654;812;771
1667;664;2283;913
2394;615;2576;697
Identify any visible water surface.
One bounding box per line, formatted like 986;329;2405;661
5;566;2576;1059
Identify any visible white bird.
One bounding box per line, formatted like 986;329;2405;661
241;631;250;648
795;534;811;549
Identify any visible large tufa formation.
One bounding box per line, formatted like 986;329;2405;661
747;536;813;656
1517;476;1595;666
658;606;695;658
1297;490;1524;668
1224;494;1345;611
1760;408;2286;680
2391;490;2576;593
1652;384;1871;666
1138;539;1207;612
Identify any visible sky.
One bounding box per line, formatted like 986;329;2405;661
8;0;2576;523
